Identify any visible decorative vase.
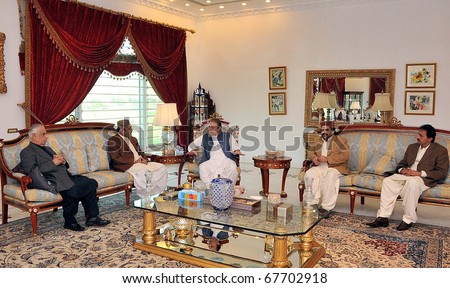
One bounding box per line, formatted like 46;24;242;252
209;175;234;211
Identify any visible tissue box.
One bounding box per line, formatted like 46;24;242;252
177;189;203;201
273;203;293;218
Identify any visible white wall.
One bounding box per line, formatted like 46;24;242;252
190;0;450;166
1;0;449;168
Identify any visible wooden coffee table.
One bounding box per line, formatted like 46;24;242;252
252;155;292;198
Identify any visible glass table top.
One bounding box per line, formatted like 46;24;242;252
133;194;324;237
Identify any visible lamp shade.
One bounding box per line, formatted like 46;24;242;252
372;93;393;111
153;103;181;126
312;93;332;109
350;101;361;110
328;93;341;109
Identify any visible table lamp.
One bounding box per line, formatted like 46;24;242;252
350;101;361;122
312;92;333;121
313;92;340;121
371;93;393;124
153;103;181;155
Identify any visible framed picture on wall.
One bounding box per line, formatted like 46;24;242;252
404;90;435;115
405;63;436;88
269;66;287;90
268;92;286;115
0;32;6;94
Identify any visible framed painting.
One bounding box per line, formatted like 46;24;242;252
405;63;436;88
269;66;286;90
0;32;6;94
268;92;286;115
404;90;435;115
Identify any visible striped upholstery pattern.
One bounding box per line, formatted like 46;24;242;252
343;128;450;201
362;152;401;175
1;127;134;203
299;127;450;204
47;132;90;175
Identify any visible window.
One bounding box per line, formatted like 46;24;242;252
67;38;163;150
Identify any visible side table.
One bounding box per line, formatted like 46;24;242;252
252;155;292;198
146;151;186;186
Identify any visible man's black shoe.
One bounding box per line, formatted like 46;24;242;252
396;221;412;231
318;207;331;219
64;223;85;232
86;216;111;227
366;217;389;228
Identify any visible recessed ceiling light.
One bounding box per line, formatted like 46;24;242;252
206;0;212;3
242;2;247;6
185;3;190;6
200;8;205;11
219;5;224;9
266;0;271;3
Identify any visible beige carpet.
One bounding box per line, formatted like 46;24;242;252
1;194;449;268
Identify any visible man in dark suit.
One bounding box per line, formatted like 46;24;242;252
367;124;449;231
19;124;110;231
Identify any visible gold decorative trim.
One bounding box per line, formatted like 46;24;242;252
387;116;403;127
64;115;80;125
304;69;396;127
0;32;7;94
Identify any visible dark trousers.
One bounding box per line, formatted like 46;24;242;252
59;175;99;225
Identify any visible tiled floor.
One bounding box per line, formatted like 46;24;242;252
3;162;450;228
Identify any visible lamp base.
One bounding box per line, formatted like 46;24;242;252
161;126;175;156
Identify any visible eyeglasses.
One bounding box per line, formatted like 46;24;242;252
209;126;219;130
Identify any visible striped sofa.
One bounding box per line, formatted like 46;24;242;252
299;125;450;213
0;123;134;235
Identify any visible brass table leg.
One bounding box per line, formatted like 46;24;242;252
142;211;157;244
268;236;292;268
299;230;314;266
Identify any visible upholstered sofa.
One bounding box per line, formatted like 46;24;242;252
298;124;450;213
0;123;134;235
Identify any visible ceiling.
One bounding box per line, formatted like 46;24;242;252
124;0;377;20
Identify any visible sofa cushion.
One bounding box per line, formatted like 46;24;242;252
362;152;400;176
352;173;385;191
421;184;450;200
84;131;111;172
83;170;134;189
339;174;354;187
46;132;89;175
3;184;62;202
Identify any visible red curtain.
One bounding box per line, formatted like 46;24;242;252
319;78;346;106
29;0;128;124
128;19;188;147
27;0;188;148
369;77;387;106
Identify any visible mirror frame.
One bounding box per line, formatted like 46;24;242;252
304;69;396;127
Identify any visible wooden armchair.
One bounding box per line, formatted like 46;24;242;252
186;113;241;185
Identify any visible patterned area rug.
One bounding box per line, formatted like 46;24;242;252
1;194;449;268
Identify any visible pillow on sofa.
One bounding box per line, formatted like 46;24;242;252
362;152;400;176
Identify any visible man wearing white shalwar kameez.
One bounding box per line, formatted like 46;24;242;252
305;122;349;213
108;120;168;198
188;118;242;185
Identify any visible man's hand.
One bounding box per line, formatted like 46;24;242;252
312;156;320;166
134;156;148;164
400;168;421;176
187;150;198;156
233;149;245;156
52;154;66;165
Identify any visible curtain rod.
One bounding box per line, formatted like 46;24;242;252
66;0;195;34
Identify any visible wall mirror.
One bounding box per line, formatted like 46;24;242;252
304;69;395;127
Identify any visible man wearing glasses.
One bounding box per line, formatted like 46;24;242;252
108;119;168;198
188;118;243;185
